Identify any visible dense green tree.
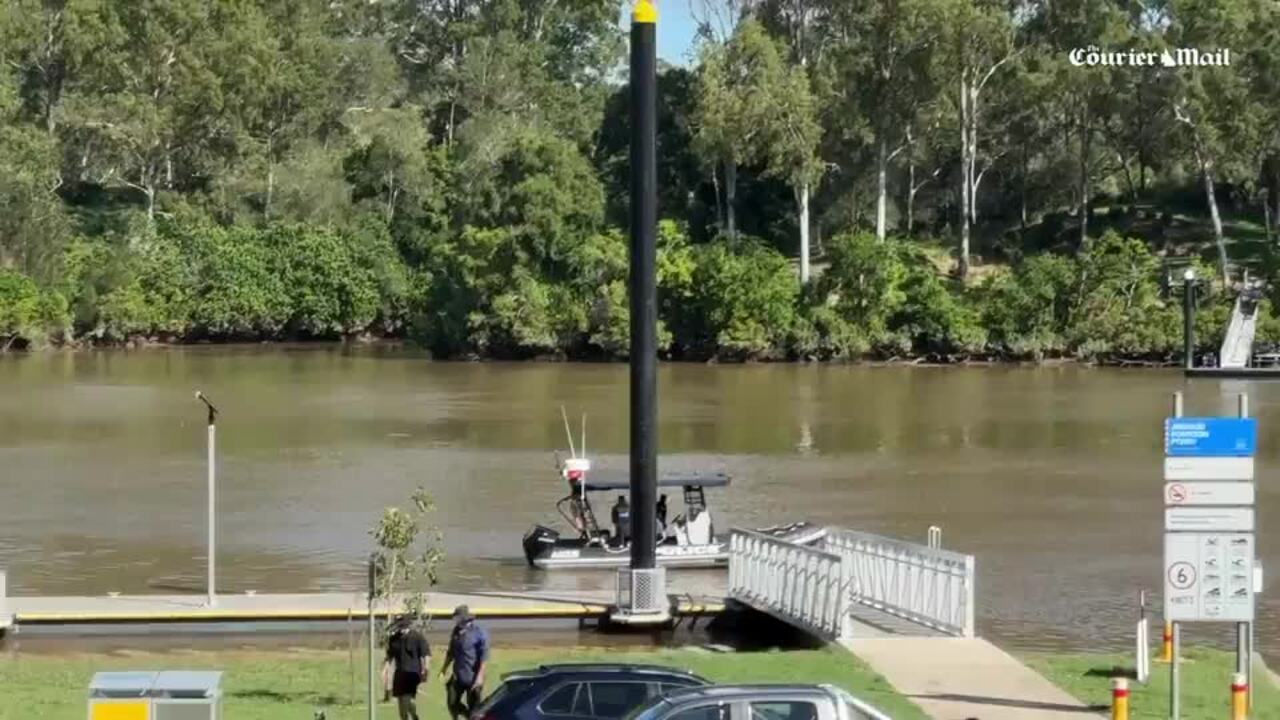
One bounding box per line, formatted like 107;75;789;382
5;0;1280;365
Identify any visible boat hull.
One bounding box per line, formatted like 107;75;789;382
523;522;824;570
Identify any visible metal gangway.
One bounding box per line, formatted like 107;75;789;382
1220;292;1260;369
728;526;975;642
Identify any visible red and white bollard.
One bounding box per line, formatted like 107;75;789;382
1111;677;1129;720
1231;672;1248;720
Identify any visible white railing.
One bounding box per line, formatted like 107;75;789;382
729;529;848;641
821;528;975;637
0;569;10;629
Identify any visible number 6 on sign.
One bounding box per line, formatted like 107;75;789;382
1168;562;1196;590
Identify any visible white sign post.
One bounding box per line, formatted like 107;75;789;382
1163;392;1257;719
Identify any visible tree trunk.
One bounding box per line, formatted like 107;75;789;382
799;183;811;284
876;136;888;242
447;100;457;147
1264;193;1274;245
265;164;275;220
1271;167;1280;245
1079;118;1090;247
968;82;980;227
1274;179;1280;246
711;164;723;231
1195;147;1229;285
725;160;738;239
958;74;971;279
1020;145;1028;236
907;159;916;236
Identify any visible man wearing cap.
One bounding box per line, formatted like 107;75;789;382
440;605;489;720
384;615;431;720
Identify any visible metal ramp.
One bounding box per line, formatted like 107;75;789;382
1220;292;1260;368
727;526;975;642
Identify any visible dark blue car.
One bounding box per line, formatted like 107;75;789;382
470;663;711;720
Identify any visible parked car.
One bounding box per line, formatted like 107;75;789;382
624;684;893;720
470;663;712;720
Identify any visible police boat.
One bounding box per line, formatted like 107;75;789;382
521;455;824;570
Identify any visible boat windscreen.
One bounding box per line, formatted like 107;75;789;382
580;471;730;491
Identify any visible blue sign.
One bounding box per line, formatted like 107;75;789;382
1164;417;1257;457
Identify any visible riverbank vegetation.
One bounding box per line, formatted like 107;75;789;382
0;645;927;720
1027;647;1280;719
4;1;1280;362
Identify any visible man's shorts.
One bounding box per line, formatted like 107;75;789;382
393;670;423;697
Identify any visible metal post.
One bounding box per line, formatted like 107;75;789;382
1237;392;1251;706
1171;622;1180;720
628;0;658;575
368;555;376;720
207;421;215;606
196;391;219;608
1170;393;1181;720
1183;273;1196;369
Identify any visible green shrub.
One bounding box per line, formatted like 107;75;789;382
0;269;69;349
677;237;797;359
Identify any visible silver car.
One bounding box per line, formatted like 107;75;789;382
624;684;894;720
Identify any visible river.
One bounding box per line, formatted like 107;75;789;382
1;345;1275;660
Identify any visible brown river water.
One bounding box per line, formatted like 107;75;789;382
1;346;1276;660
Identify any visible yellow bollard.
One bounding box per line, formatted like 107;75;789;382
1112;677;1129;720
1160;621;1173;662
1231;673;1248;720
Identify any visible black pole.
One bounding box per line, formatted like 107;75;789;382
629;0;658;571
1183;275;1195;370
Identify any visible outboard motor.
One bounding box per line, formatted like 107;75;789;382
522;524;559;567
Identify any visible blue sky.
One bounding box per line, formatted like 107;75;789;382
618;1;700;66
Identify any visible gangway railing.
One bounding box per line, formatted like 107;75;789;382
1220;294;1259;369
821;528;975;637
729;529;848;641
729;527;977;640
0;569;10;630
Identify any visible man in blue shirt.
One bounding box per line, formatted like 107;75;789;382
440;605;489;720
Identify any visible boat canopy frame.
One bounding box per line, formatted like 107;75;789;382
575;471;730;492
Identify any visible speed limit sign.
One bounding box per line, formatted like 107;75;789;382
1167;561;1196;590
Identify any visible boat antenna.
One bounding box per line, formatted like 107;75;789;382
581;413;587;459
560;405;577;458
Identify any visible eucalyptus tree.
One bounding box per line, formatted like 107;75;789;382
1164;0;1263;284
937;0;1020;278
826;0;942;243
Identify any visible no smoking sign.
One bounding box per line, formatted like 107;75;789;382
1166;483;1188;504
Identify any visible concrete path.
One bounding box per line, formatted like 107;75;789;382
7;591;609;624
3;590;721;628
845;637;1104;720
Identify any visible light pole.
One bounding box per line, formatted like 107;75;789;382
1182;268;1196;370
195;391;219;607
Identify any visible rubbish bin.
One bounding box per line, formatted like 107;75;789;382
89;672;159;720
88;671;222;720
152;671;223;720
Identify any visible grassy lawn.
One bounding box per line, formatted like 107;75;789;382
0;645;927;720
1026;646;1280;719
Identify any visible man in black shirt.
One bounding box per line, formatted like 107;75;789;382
611;495;631;548
384;616;431;720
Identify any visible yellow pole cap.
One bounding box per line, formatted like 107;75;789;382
633;0;657;24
